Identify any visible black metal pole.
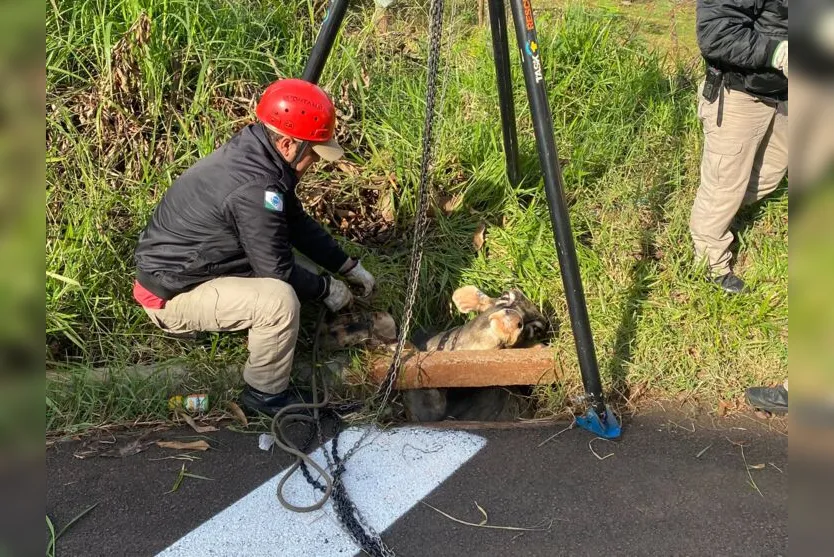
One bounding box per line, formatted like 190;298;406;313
487;0;520;188
507;0;606;415
302;0;351;84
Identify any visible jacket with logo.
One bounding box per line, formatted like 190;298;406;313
134;123;349;302
696;0;788;102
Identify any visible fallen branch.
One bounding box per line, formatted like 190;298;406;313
422;501;552;532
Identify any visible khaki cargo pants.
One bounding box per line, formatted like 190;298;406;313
144;277;300;394
690;82;788;275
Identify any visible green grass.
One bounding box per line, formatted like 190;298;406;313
555;0;700;64
46;0;787;433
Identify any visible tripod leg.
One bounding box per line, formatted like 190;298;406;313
506;0;617;437
302;0;351;84
487;0;520;187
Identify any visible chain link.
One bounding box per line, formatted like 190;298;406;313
285;1;446;555
322;0;446;552
375;0;446;416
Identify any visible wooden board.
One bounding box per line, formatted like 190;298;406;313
369;348;564;389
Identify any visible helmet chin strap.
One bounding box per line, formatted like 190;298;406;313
290;140;310;169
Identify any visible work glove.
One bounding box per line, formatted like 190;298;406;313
771;41;788;78
342;259;376;298
323;277;353;312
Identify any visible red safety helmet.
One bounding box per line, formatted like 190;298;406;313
255;78;343;161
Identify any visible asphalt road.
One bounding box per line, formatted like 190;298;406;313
46;409;787;556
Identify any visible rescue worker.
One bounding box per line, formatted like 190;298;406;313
132;78;376;415
690;0;788;293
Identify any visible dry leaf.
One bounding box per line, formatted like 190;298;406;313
336;161;359;176
227;401;248;427
74;433;157;459
106;437;158;458
378;192;396;223
334;209;356;219
716;400;729;417
434;193;462;216
473;222;487;251
178;411;219;434
157;440;211;451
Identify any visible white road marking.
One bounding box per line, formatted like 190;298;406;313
156;426;487;557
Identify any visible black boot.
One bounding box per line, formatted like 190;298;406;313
240;385;313;417
745;385;788;415
711;272;747;294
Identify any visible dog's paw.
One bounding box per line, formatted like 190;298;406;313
371;312;397;343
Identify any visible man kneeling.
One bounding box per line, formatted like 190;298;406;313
132;79;375;416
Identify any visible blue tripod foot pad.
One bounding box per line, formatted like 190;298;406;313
576;404;622;439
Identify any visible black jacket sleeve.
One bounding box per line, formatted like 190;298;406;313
696;0;780;70
224;182;328;301
286;192;351;274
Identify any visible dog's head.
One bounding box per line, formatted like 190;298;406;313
452;285;549;347
493;288;548;345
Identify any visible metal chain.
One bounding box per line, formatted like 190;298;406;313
278;2;446;555
314;1;448;552
375;0;446;416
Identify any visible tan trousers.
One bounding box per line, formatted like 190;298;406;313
690;83;788;275
144;277;300;394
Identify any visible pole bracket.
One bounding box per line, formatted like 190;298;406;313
576;404;621;439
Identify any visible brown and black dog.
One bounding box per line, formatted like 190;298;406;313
321;285;549;421
424;285;547;350
403;285;548;421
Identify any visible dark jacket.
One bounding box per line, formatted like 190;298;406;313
696;0;788;102
134;123;349;301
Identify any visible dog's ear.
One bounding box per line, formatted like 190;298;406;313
488;309;524;346
452;285;495;313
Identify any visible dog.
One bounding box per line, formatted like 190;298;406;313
320;285;549;421
319;310;399;352
402;285;548;421
424;285;547;350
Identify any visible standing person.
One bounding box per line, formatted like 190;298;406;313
132;78;376;416
690;0;788;293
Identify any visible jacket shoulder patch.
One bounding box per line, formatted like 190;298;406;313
264;191;284;212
